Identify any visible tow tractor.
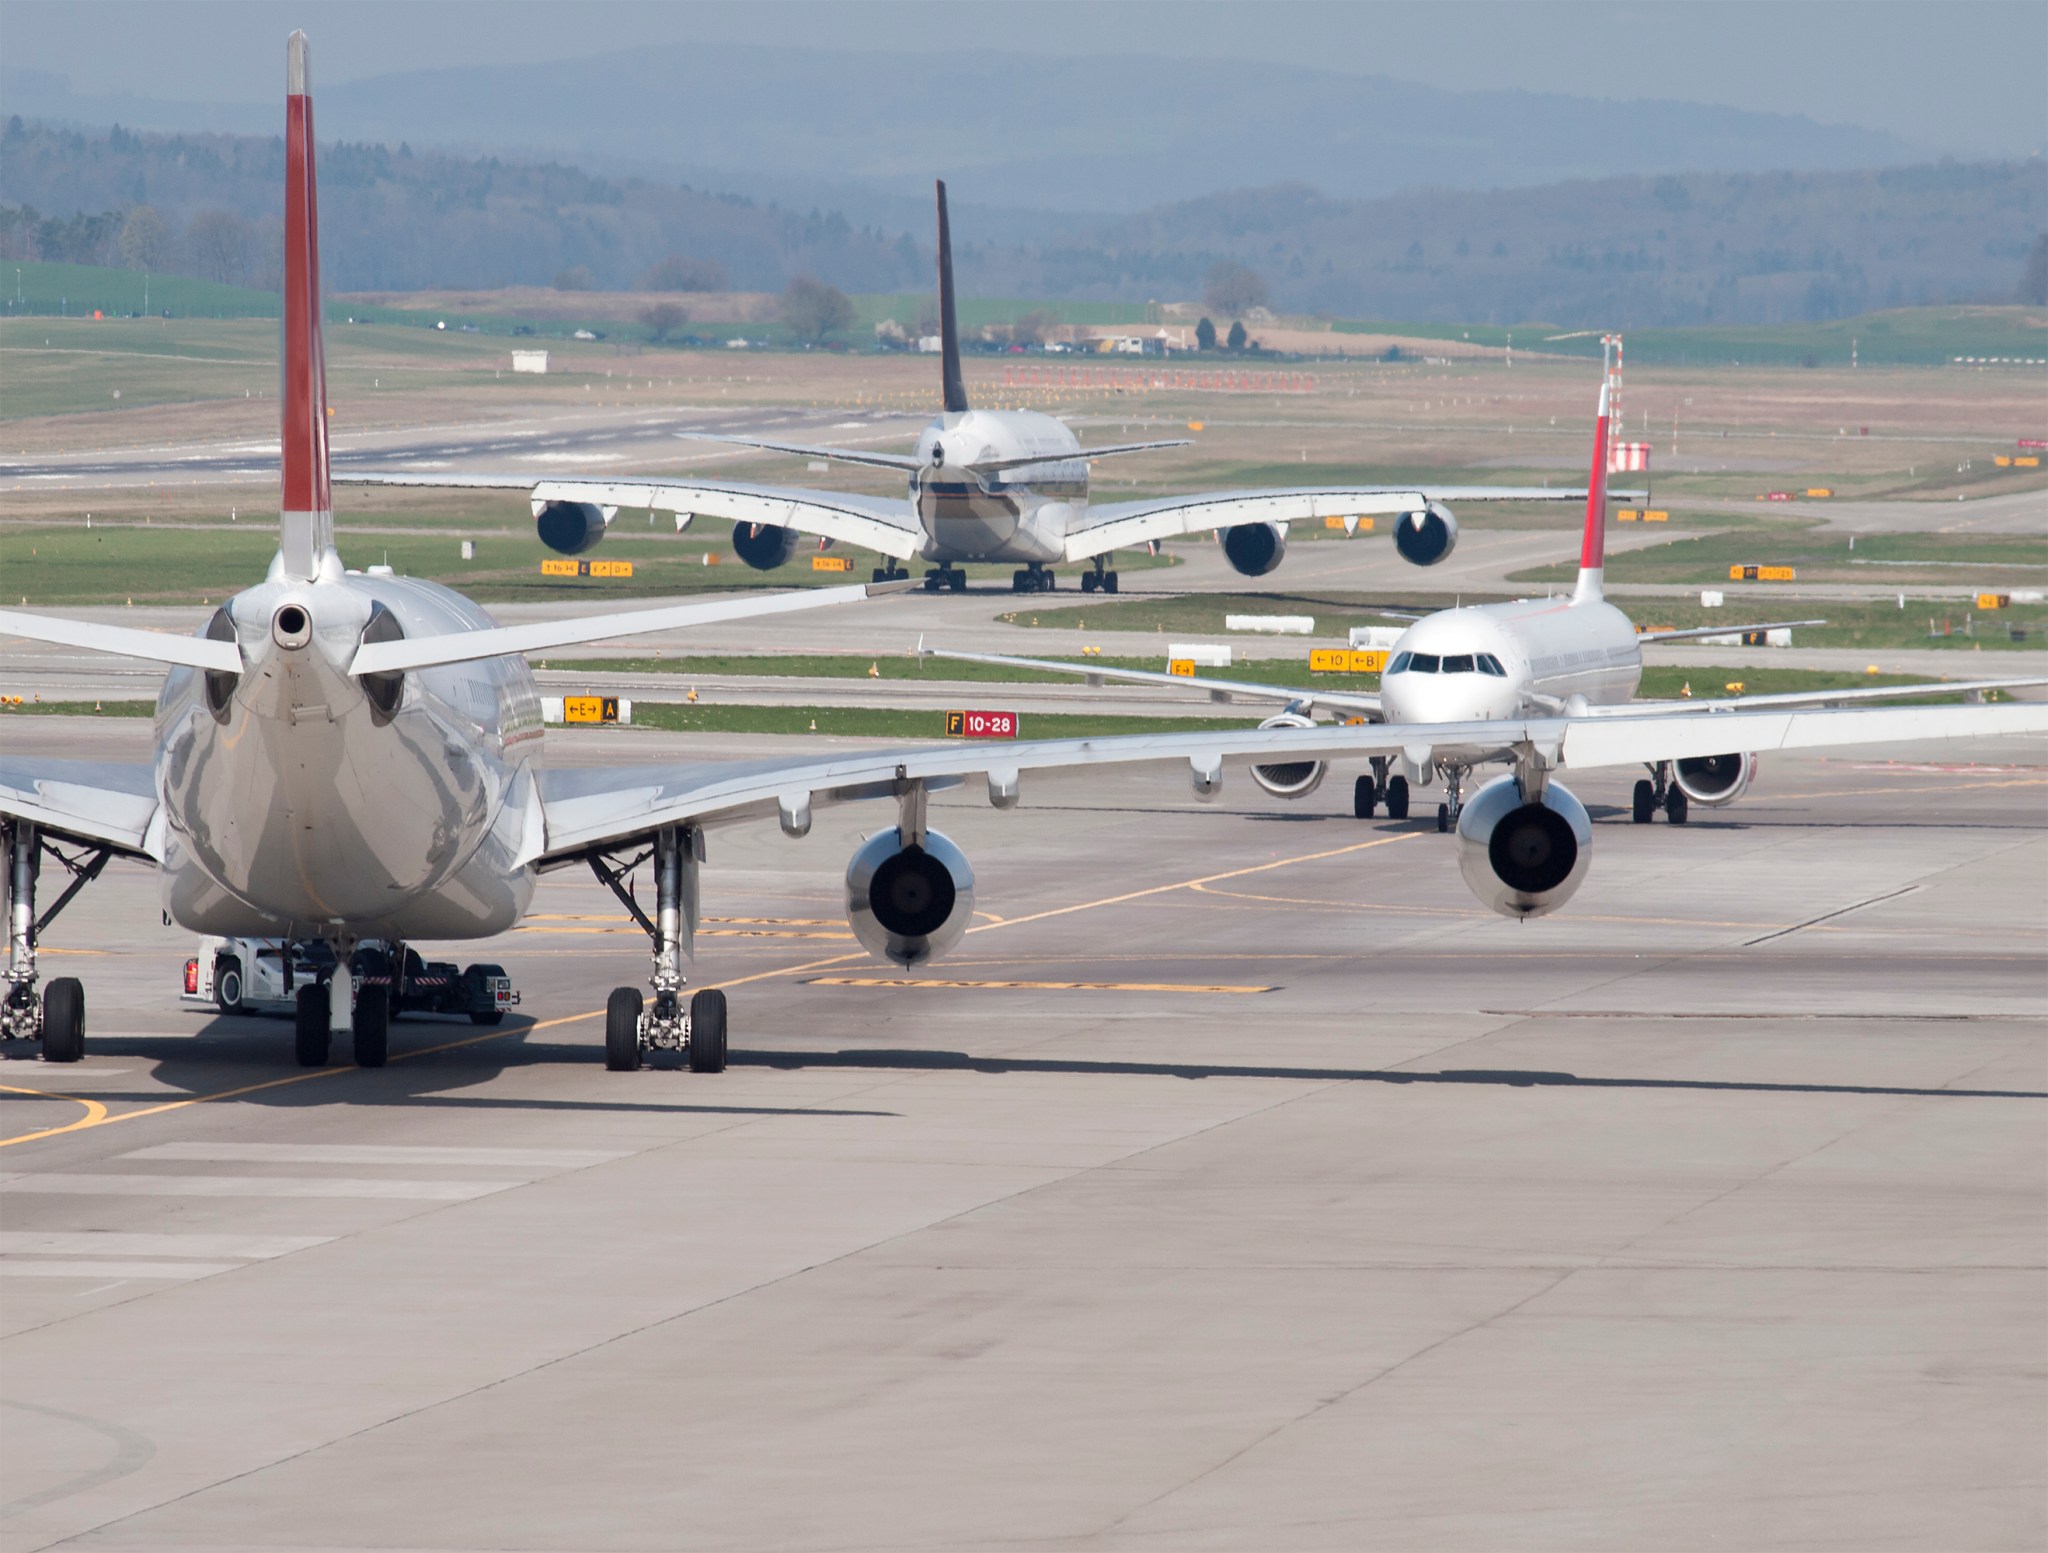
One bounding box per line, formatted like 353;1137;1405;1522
182;937;517;1025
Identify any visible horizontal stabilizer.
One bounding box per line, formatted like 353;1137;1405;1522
0;609;242;673
918;640;1379;716
979;439;1192;471
350;578;911;676
676;433;923;472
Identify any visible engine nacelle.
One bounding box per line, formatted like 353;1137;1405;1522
1456;774;1592;920
1392;501;1458;566
535;500;607;555
1220;522;1287;577
732;520;802;571
845;827;975;967
1249;712;1326;799
1673;752;1756;808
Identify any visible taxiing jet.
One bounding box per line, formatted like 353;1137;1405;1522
927;356;2048;856
340;182;1599;595
3;36;2043;1076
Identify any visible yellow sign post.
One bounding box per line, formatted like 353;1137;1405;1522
812;554;853;572
1309;648;1387;674
563;696;620;724
541;559;633;578
1730;565;1797;581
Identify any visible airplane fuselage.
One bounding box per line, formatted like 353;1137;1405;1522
155;554;542;941
1380;595;1643;726
908;408;1087;564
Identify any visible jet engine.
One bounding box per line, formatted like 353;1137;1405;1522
1220;522;1287;577
1672;752;1756;807
535;500;607;555
1249;712;1326;798
732;520;802;571
1392;502;1458;566
1455;774;1592;920
845;827;975;967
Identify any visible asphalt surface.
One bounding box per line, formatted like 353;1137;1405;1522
1;718;2044;1551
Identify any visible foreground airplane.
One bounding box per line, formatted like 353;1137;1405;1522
2;36;2042;1077
928;361;2048;831
340;181;1599;594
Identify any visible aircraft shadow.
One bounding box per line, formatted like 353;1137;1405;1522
735;1047;2047;1102
57;1015;896;1118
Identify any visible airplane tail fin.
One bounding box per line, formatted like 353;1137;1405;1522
936;180;969;414
1572;374;1612;604
279;31;335;581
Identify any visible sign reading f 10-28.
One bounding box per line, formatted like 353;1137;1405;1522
945;709;1019;739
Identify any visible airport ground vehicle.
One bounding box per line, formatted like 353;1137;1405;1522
182;937;515;1024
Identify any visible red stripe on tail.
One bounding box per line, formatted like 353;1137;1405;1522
281;40;330;528
1579;385;1610;573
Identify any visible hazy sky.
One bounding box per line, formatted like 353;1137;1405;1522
6;0;2044;158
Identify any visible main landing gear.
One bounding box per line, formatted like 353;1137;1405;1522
591;826;727;1074
1078;557;1120;594
1;821;110;1064
1352;759;1410;820
923;565;968;593
1632;764;1688;825
871;563;911;584
1010;564;1058;594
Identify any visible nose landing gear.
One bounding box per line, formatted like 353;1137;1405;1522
592;826;727;1073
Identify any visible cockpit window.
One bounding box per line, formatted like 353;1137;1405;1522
1441;654;1475;674
1407;653;1440;674
1477;653;1507;676
1387;651;1412;674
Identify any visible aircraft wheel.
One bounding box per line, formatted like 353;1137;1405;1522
949;571;967;593
1012;571;1030;592
214;957;244;1013
1436;803;1451;834
605;987;643;1071
1664;788;1689;825
352;985;389;1069
1632;779;1656;824
1353;775;1377;819
923;575;941;593
1080;572;1098;593
41;978;84;1064
1384;775;1410;820
294;985;330;1067
1041;572;1055;591
688;988;728;1074
1104;571;1119;593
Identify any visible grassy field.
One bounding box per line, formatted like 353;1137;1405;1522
1013;587;2048;654
1333;306;2048;368
1511;528;2048;588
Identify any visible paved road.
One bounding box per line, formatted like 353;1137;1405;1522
1;719;2043;1550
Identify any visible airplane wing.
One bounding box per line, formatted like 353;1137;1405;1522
1637;619;1827;643
1063;485;1591;562
334;472;925;561
1550;675;2048;718
917;642;1381;716
530;699;2048;864
675;433;924;472
0;756;159;859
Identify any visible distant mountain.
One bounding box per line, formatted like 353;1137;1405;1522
3;118;2036;328
3;44;1924;227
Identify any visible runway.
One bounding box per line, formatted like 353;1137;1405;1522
1;718;2043;1550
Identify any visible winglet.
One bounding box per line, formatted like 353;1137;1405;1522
279;29;334;581
936;180;969;415
1572;376;1611;604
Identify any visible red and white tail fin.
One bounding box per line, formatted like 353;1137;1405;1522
1571;375;1612;604
279;31;333;581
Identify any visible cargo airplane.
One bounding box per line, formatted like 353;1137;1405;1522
3;36;2042;1074
341;182;1598;594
